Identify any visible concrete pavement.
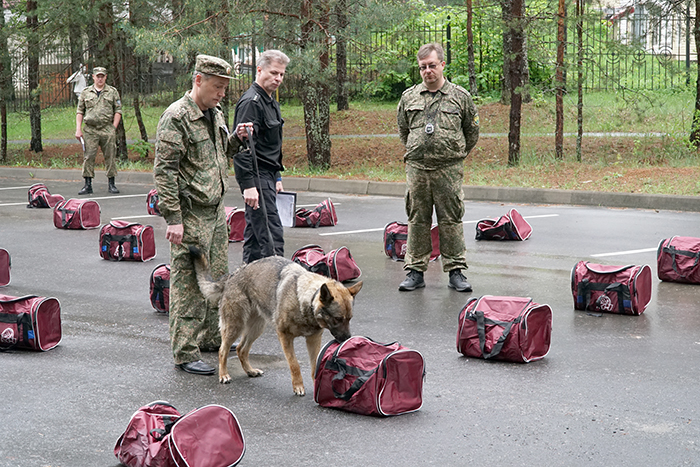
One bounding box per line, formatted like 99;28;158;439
1;169;700;466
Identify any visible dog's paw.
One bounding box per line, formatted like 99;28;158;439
246;368;264;377
293;385;306;397
219;374;232;384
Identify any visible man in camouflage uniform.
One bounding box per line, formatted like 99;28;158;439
75;66;122;195
396;43;480;292
154;55;251;375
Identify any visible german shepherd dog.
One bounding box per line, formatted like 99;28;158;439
189;246;363;396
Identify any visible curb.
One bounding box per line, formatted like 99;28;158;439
1;167;698;212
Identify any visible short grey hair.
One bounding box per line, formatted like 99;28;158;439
191;70;213;84
417;43;444;62
258;50;290;70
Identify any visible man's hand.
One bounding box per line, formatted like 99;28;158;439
75;129;83;140
166;224;184;245
276;181;283;193
243;187;259;210
235;123;254;140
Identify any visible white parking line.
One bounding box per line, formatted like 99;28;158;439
0;186;33;191
0;202;28;207
85;194;149;200
590;247;657;258
319;213;559;236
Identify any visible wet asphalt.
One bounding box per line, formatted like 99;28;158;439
1;171;699;466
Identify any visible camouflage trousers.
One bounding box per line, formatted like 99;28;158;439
81;125;117;178
169;201;229;365
404;163;468;273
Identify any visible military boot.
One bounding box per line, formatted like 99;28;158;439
78;177;93;195
108;177;120;194
398;269;425;291
448;269;472;292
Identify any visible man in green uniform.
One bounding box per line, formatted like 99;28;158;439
75;66;122;195
154;55;250;375
396;42;480;292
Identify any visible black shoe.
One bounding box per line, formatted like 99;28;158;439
108;177;120;194
399;269;425;291
176;360;215;375
78;177;92;195
448;269;472;292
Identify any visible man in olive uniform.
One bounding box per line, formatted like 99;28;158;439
75;66;122;194
396;42;480;292
154;54;251;375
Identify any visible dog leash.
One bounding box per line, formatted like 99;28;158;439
245;127;276;257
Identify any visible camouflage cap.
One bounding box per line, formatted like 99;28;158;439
195;55;233;79
93;67;107;75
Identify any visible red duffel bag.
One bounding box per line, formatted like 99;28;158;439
571;261;652;315
225;206;245;242
53;198;101;229
457;295;552;363
99;221;156;262
27;183;65;209
291;245;361;282
295;198;337;227
149;264;170;313
0;248;10;287
383;221;440;262
115;402;246;467
114;401;182;467
0;294;62;351
475;208;532;241
146;188;162;216
314;336;425;416
657;236;700;284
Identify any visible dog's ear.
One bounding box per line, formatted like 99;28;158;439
346;281;363;297
319;283;335;306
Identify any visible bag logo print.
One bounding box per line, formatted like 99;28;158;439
596;294;614;312
1;328;16;345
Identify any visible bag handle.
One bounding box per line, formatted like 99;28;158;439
149;415;180;441
59;207;76;228
663;245;700;280
324;356;376;401
474;311;521;359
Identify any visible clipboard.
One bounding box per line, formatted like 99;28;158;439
276;191;297;228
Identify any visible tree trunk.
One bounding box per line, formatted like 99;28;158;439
507;0;524;166
134;95;148;141
466;0;478;96
501;0;530;105
27;0;42;153
576;0;584;161
335;0;349;111
555;0;566;160
691;0;700;147
300;0;332;169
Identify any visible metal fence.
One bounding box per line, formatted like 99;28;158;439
4;9;697;112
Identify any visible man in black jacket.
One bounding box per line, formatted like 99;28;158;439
233;50;290;264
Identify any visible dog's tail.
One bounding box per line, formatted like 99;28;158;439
188;245;226;305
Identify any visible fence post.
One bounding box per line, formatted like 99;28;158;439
446;15;452;69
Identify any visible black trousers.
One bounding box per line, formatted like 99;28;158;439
242;171;284;263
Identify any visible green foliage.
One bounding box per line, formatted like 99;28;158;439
362;69;413;101
131;139;153;159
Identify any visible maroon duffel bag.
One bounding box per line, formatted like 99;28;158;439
457;295;552;363
314;336;425;416
0;248;10;287
99;221;156;262
115;402;246;467
571;261;652;315
0;294;62;351
53;198;101;229
657;236;700;284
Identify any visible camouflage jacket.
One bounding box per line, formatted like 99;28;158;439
397;79;479;170
154;91;232;225
77;84;122;128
